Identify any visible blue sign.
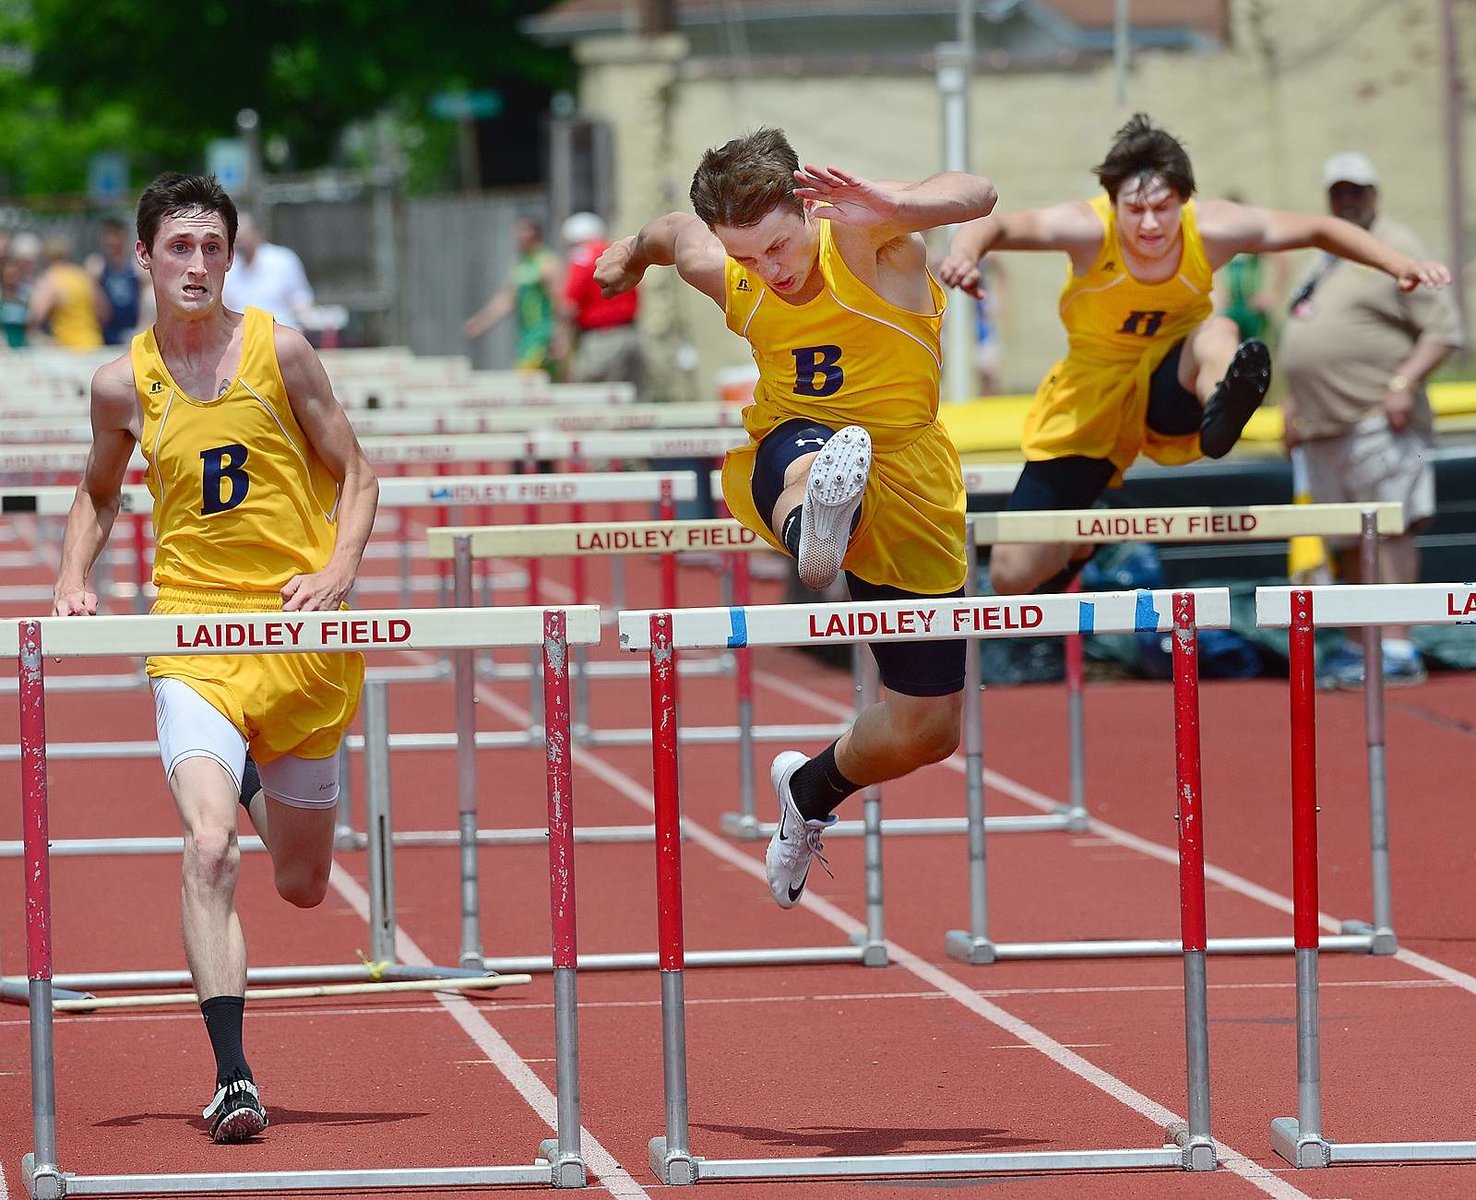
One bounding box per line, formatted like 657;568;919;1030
88;151;129;204
206;138;250;192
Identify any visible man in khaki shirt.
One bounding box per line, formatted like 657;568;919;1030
1280;152;1465;688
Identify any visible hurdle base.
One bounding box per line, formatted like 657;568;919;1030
536;1139;587;1188
721;811;765;841
1271;1116;1331;1168
22;1154;64;1200
1165;1120;1216;1171
848;931;891;967
945;931;998;964
1340;918;1397;955
649;1137;700;1185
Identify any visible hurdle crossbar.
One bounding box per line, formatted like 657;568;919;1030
12;607;596;1195
1264;585;1476;1170
625;591;1219;1183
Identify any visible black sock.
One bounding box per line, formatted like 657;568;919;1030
201;995;252;1086
780;506;802;557
789;742;860;822
1034;552;1094;595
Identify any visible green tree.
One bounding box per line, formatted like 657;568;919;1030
1;0;571;197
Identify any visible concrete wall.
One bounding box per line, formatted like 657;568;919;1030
574;0;1475;401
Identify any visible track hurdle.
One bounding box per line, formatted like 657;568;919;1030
6;605;598;1195
947;502;1406;966
1258;582;1476;1169
619;590;1221;1183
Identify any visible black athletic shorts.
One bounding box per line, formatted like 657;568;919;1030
844;574;967;697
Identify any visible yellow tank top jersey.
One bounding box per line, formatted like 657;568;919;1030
137;307;362;764
47;263;104;349
1024;194;1214;480
719;220;966;594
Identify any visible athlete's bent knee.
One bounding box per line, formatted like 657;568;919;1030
183;829;239;891
274;862;331;908
990;553;1049;597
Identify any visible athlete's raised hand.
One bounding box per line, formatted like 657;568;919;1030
1393;257;1452;293
793;165;902;230
593;237;645;299
936;252;986;299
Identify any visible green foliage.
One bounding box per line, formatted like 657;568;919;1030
0;0;572;198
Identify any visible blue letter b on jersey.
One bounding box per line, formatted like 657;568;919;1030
792;345;844;398
200;443;250;515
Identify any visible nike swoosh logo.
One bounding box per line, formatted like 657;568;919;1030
787;868;809;904
777;811;790;842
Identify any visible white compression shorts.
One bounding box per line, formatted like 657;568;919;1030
152;678;343;810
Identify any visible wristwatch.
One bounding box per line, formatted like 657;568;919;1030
1388;374;1411;392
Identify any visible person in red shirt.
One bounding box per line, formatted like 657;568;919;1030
559;212;645;391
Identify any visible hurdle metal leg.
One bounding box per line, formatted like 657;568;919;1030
453;535;484;967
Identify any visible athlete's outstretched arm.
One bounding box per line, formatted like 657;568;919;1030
53;356;139;615
1197;200;1453;291
794;167;997;240
277;329;380;612
937;202;1103;296
594;213;727;308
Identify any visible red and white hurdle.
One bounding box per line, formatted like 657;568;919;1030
1259;582;1476;1169
618;589;1223;1183
5;605;599;1194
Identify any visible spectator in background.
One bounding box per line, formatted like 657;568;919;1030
223;212;314;328
559;212;645;391
973;257;1007;395
88;215;152;345
1;255;29;348
27;235;108;349
1217;193;1288;345
462;217;561;373
1279;153;1466;689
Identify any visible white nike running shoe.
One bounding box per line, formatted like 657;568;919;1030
797;425;871;591
765;751;837;909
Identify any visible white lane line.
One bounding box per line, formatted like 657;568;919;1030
470;672;1313;1200
328;865;651;1200
758;666;1476;998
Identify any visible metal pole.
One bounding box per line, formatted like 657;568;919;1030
453;535;483;967
1359;511;1395;947
1440;0;1471;359
937;33;975;406
1171;595;1214;1169
947;528;994;963
1114;0;1132;108
859;654;888;965
362;682;396;965
1064;576;1088;829
19;622;62;1195
734;553;757;831
1290;591;1325;1143
541;611;586;1186
648;614;699;1185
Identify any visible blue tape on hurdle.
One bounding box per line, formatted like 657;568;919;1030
1134;590;1160;632
1078;601;1096;635
726;607;748;648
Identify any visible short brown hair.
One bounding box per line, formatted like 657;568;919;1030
1094;113;1195;202
136;173;239;253
689;128;802;228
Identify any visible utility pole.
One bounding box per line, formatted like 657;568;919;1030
1440;0;1470;360
938;0;976;404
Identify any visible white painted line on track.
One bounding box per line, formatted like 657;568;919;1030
468;667;1314;1200
327;865;652;1199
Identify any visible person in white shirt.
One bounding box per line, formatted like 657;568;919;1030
222;213;314;328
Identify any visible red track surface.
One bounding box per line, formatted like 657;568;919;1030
4;504;1476;1200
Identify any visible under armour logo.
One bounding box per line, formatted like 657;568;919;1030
149;381;163;394
736;278;751;291
794;437;826;449
1103;261;1116;272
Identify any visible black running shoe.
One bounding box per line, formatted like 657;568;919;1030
1199;339;1271;459
239;757;261;812
204;1077;268;1143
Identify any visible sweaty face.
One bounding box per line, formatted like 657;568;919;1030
141;210;233;317
1114;174;1185;261
712;207;817;296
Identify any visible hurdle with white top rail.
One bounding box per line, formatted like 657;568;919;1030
1258;583;1476;1171
618;590;1220;1183
8;605;600;1195
945;501;1407;966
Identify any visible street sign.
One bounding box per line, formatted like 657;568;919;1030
429;90;502;121
206;138;249;191
87;151;129;204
